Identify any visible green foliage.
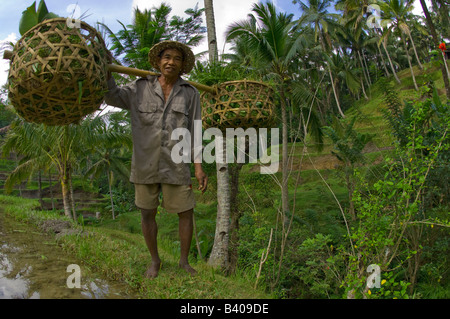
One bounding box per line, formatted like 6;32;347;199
322;116;374;166
0;106;16;131
190;61;245;86
3;0;449;300
104;181;135;217
295;233;344;298
341;92;449;298
19;0;59;36
101;3;205;71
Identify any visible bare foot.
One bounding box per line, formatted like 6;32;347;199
179;263;197;276
145;261;161;279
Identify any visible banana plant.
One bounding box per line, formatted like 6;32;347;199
19;0;59;36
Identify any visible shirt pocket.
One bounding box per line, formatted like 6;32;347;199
137;102;158;126
170;103;189;128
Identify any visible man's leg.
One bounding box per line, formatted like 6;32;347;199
141;208;161;278
178;208;197;276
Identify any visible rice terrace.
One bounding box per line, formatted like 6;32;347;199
0;0;448;304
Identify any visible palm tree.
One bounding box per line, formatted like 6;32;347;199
84;112;132;220
335;0;372;27
100;3;205;71
100;5;171;70
1;120;55;204
2;121;75;219
226;2;304;224
294;0;346;118
379;0;423;90
384;0;423;69
1;114;131;220
167;4;206;46
335;21;373;96
202;0;232;270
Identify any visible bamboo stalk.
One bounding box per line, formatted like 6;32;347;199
3;50;13;60
3;50;216;94
107;64;216;94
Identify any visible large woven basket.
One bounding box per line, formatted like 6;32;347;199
201;80;275;130
8;18;108;126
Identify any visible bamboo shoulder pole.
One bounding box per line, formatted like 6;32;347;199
107;64;216;94
3;50;217;95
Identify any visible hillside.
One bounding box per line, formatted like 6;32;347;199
0;59;448;300
248;59;449;173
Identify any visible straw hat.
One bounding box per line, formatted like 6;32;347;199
148;41;195;75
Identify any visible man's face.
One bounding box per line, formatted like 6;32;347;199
158;48;184;79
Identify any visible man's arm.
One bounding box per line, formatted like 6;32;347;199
189;89;207;193
103;77;133;110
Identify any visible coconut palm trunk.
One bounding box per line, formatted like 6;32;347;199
382;39;401;84
406;29;423;70
319;32;346;118
60;167;73;220
208;138;231;269
204;0;219;63
107;170;115;220
357;49;371;91
204;0;231;269
377;43;391;77
401;32;419;91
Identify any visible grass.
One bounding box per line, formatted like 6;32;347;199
0;194;273;299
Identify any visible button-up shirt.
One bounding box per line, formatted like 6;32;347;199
104;75;201;185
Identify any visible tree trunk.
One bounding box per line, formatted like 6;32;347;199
208;138;230;269
377;44;391;77
49;169;55;210
61;174;72;219
279;86;290;226
68;168;77;222
382;39;401;84
318;31;345;118
107;170;115;220
360;76;369;100
328;67;346;118
401;33;419;91
420;0;450;99
361;49;372;86
205;0;231;270
357;49;371;92
204;0;219;63
408;31;423;70
38;170;43;208
228;162;244;273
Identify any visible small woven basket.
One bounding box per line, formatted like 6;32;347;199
201;80;275;130
8;18;108;126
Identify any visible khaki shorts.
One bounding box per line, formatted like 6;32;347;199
134;183;195;213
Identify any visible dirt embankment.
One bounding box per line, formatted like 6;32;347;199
250;142;393;173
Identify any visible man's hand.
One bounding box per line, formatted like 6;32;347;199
194;163;208;194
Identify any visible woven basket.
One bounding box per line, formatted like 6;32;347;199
201;80;275;130
7;18;108;126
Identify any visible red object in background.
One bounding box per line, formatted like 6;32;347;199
439;42;446;52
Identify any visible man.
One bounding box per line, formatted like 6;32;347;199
104;41;208;278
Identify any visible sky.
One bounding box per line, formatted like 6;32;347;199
0;0;427;89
